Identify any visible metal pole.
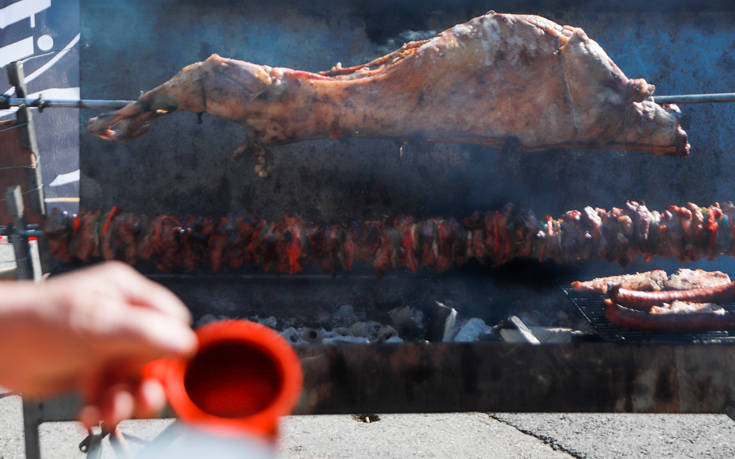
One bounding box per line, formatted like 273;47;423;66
5;186;32;280
1;95;134;110
6;61;51;276
652;93;735;104
6;63;45;218
3;94;735;110
5;186;42;459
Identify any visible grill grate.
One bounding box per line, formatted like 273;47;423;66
561;287;735;344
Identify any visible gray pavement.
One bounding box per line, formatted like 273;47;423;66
3;392;735;458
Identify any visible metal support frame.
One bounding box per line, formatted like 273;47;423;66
6;62;45;218
5;59;51;459
5;186;43;459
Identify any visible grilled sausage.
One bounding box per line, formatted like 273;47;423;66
604;299;735;331
609;282;735;310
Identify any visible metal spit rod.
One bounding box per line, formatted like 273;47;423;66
652;93;735;104
1;95;134;110
2;93;735;111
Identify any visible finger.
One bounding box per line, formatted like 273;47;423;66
134;378;167;418
127;279;192;324
100;385;135;430
110;264;192;324
103;307;197;359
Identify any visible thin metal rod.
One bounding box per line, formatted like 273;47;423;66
653;93;735;104
4;94;735;110
2;96;134;110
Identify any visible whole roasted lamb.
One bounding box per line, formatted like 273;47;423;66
88;12;689;177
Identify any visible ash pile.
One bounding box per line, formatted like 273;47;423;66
196;301;590;346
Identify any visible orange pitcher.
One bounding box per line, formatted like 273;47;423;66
144;320;303;441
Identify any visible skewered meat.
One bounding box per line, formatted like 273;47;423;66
44;200;735;276
87;12;689;177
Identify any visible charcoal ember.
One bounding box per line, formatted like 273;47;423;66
388;306;425;340
299;327;323;343
349;321;381;338
256;315;278;329
426;301;457;342
376;325;399;342
281;327;303;346
333;304;358;327
454;318;494;342
320;328;337;340
322;335;371;344
388;306;424;329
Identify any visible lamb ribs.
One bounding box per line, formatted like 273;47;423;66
87;12;689;178
44;201;735;276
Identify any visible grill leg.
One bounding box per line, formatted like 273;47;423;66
725;401;735;422
22;400;42;459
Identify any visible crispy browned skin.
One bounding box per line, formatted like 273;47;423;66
88;12;689;177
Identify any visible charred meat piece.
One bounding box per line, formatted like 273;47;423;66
88;12;688;178
45;200;735;275
572;268;732;294
571;270;668;294
73;209;101;262
395;217;419;273
664;268;731;290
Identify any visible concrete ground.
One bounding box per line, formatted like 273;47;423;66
2;393;735;458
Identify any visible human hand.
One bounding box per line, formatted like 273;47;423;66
0;261;197;428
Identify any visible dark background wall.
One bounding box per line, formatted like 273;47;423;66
78;1;735;324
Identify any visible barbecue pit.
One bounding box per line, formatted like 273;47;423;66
3;0;735;457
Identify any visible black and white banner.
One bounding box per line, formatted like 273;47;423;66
0;0;79;213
